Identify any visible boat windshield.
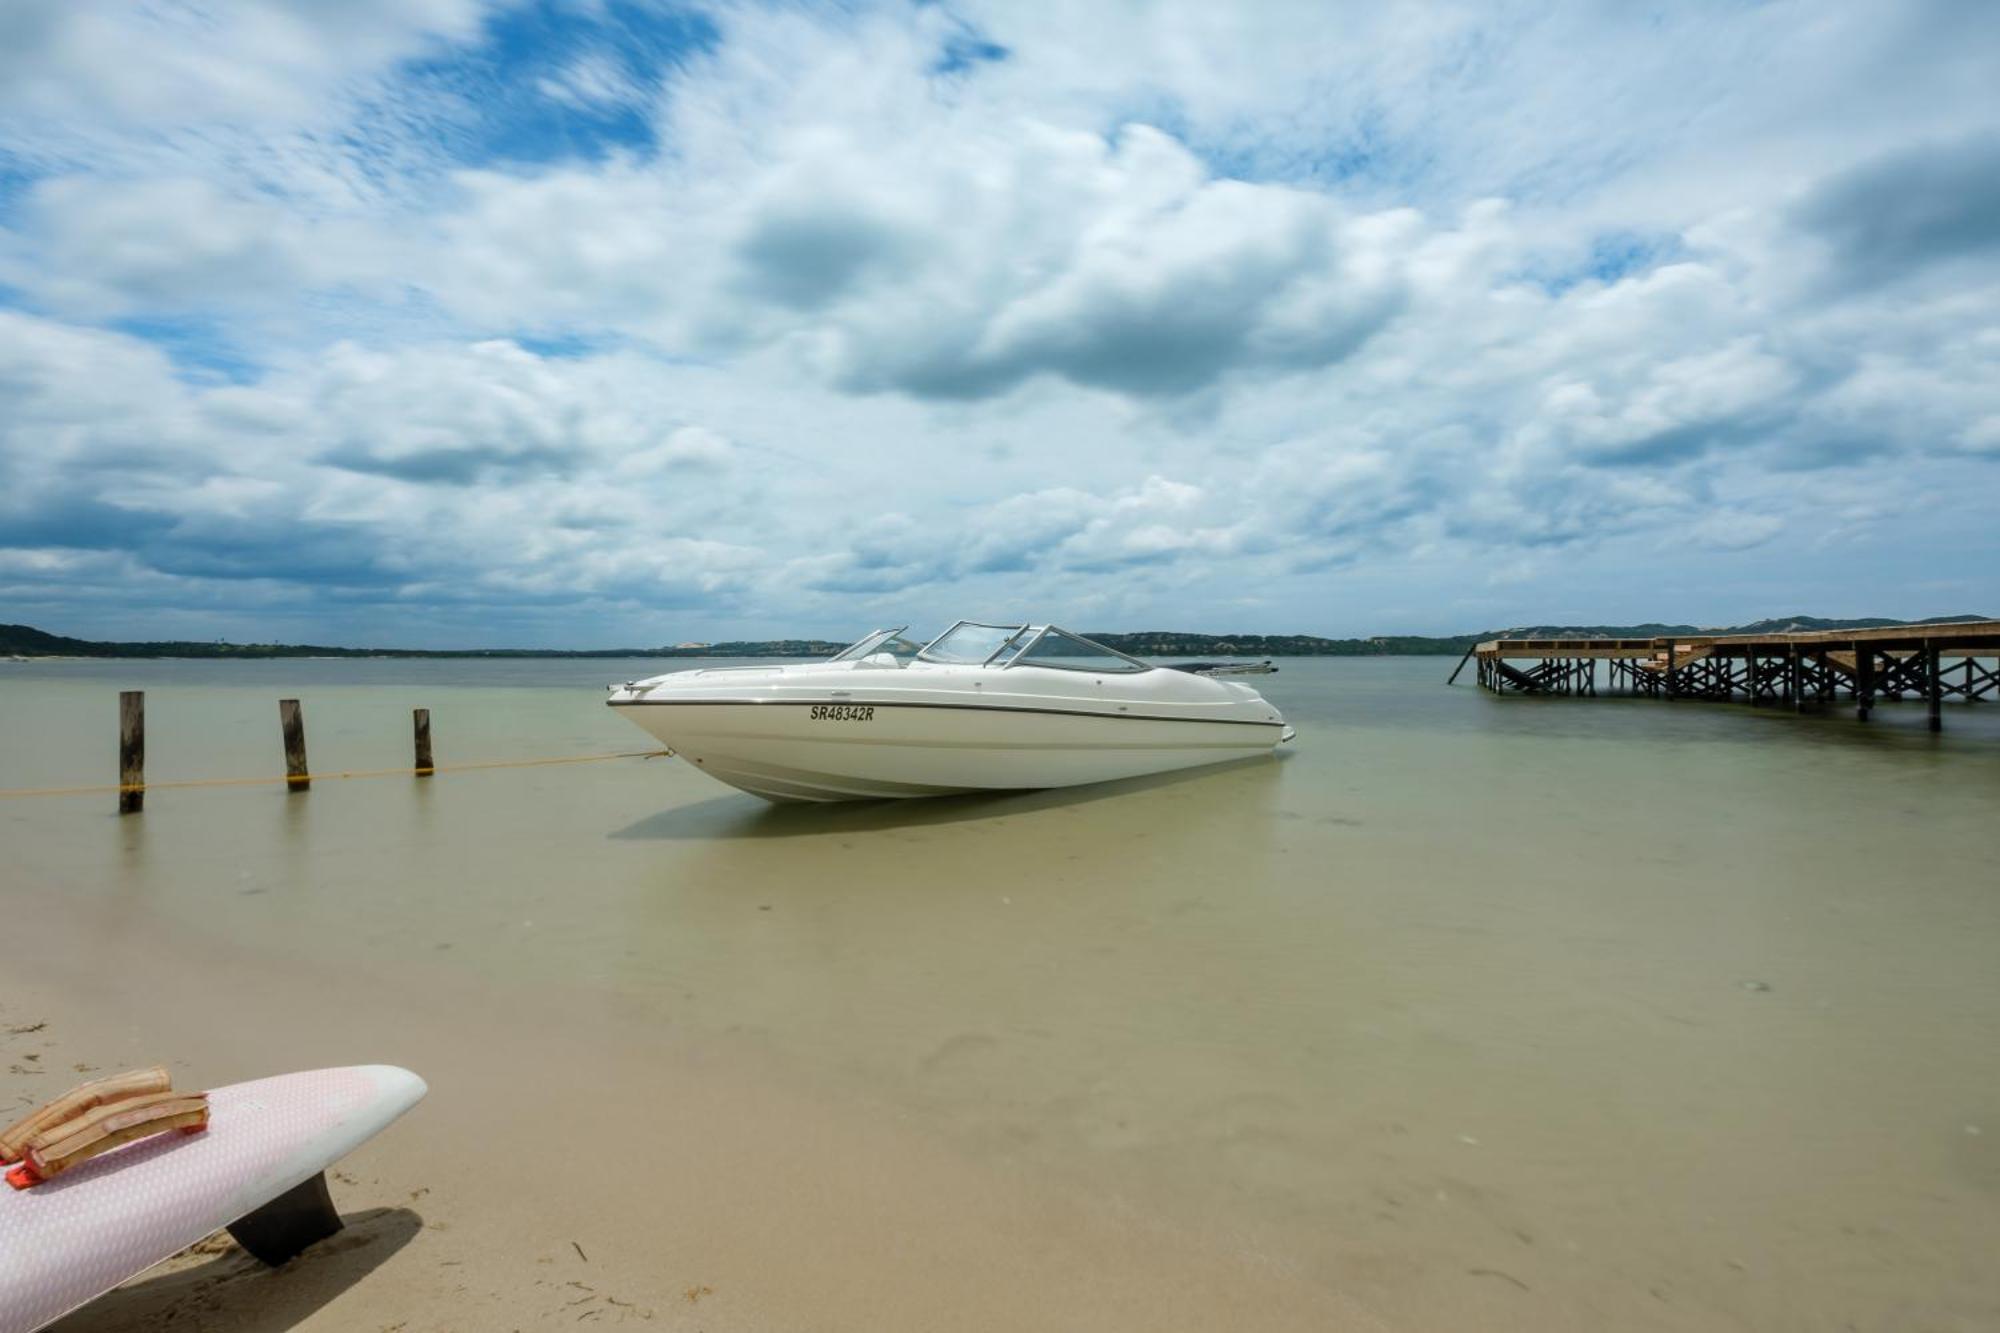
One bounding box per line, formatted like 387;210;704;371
828;627;923;663
919;621;1029;664
1007;627;1151;673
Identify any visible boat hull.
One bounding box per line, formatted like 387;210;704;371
610;699;1285;802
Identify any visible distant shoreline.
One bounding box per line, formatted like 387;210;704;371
6;629;1481;659
1;614;1985;662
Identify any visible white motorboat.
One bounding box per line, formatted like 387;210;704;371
607;621;1295;802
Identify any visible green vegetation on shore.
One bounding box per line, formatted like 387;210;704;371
1088;615;1985;658
4;615;1986;661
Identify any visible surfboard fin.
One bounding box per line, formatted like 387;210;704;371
227;1169;345;1266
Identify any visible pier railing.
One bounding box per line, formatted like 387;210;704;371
1470;621;2000;732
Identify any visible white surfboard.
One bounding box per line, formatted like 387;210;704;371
0;1064;426;1333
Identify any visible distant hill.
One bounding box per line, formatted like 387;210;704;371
1087;614;1989;658
1085;631;1486;657
1482;614;1988;639
5;615;1988;661
0;624;846;661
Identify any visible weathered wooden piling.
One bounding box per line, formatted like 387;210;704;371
118;691;144;814
1471;621;2000;733
278;699;309;791
1927;646;1943;732
413;708;434;775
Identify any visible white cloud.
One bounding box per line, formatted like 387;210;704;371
0;1;487;133
0;1;1997;642
537;52;647;111
1961;417;2000;456
1;176;344;317
1689;511;1786;552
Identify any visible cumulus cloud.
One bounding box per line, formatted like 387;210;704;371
1793;133;2000;288
0;1;1996;642
0;313;772;633
1;176;339;317
433;37;1413;403
861;131;1404;399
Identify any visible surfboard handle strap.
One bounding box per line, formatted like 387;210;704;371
2;1070;209;1189
0;1066;172;1163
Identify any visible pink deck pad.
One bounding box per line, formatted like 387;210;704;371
0;1065;426;1333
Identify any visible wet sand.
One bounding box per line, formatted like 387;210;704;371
4;657;1998;1330
8;912;1383;1332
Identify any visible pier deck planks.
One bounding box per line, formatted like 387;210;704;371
1471;621;2000;730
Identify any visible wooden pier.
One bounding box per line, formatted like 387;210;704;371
1471;621;2000;731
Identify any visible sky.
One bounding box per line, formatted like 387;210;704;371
1;1;1997;648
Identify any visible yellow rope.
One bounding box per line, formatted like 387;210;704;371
0;749;673;799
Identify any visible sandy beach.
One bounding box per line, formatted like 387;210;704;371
9;908;1386;1333
6;657;1999;1331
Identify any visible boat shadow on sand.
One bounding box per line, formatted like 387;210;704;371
53;1206;422;1333
610;750;1289;841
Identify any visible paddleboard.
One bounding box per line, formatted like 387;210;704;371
0;1064;425;1333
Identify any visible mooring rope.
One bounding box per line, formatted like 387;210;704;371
0;748;674;800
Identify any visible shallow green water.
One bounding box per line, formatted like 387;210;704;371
4;656;1998;1329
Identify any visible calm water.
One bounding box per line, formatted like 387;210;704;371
4;656;1998;1329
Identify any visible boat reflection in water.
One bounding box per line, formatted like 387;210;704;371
607;621;1295;803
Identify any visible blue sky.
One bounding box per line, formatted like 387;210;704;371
1;1;1996;647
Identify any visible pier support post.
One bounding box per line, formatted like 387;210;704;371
118;690;144;814
413;708;434;775
1856;650;1874;722
1664;642;1677;700
1927;647;1943;733
279;698;309;791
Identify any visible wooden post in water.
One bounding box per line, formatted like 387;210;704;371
413;708;434;775
1664;642;1678;700
1856;649;1874;722
118;691;145;814
279;699;309;791
1926;646;1943;733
